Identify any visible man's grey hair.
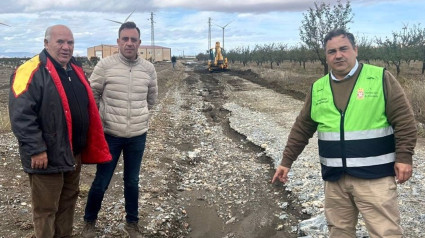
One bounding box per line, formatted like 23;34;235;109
44;26;53;41
44;25;72;42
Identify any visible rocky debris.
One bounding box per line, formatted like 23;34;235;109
135;67;303;238
221;69;425;238
0;132;32;237
0;62;423;237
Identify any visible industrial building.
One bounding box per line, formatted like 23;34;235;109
87;44;171;62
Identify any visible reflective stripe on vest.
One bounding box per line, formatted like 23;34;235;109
320;153;395;167
318;126;393;141
311;64;395;179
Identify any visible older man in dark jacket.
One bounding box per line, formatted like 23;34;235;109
9;24;111;238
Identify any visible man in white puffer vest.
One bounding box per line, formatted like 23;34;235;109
81;21;158;238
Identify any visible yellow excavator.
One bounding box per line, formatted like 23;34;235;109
208;41;228;72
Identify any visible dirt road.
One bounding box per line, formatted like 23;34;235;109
0;61;307;237
127;62;308;237
2;60;423;238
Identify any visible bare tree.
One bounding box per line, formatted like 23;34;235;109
376;24;420;76
299;0;353;75
356;35;375;64
251;45;267;66
407;24;425;74
226;47;250;66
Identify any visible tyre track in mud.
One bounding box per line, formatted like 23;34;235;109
140;63;309;237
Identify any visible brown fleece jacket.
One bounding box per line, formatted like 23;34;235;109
280;63;417;168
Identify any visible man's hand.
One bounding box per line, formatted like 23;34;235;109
31;152;48;169
394;162;412;184
271;165;291;184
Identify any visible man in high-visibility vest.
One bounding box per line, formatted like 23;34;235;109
272;28;417;237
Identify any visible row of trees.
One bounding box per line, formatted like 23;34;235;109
0;56;98;68
196;0;425;76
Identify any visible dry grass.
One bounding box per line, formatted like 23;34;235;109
395;62;425;123
0;65;12;134
0;108;10;133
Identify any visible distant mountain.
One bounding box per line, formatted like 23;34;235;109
0;52;36;58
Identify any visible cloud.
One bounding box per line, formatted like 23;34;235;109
1;0;156;13
153;0;330;13
2;0;401;14
1;0;424;58
0;0;418;17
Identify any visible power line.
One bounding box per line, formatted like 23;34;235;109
208;17;212;51
149;12;156;62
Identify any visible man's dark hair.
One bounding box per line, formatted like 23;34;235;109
118;21;140;38
323;28;356;49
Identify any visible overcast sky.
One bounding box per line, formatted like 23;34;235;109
0;0;424;58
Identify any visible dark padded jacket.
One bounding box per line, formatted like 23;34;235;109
9;50;111;174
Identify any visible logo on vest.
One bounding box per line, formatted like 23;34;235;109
357;88;364;100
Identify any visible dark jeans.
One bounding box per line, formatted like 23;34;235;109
84;133;147;223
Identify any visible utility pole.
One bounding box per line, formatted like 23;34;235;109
149;12;156;62
215;20;233;50
208;17;212;52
